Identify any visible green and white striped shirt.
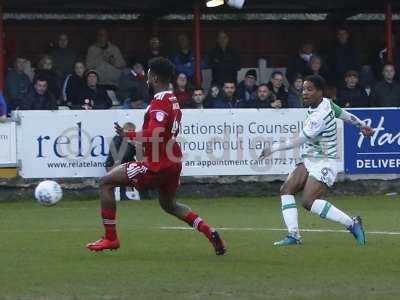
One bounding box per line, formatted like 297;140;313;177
301;98;343;159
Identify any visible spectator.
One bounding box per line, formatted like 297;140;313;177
336;70;369;108
184;88;206;109
171;34;197;80
287;41;315;83
117;60;148;104
76;70;113;110
209;31;240;85
370;64;400;107
305;55;331;83
105;122;139;200
62;61;87;107
50;33;78;80
287;73;304;108
247;84;275;108
34;55;61;100
20;76;57;110
141;36;165;70
237;69;258;106
4;57;31;111
86;28;126;87
328;26;361;87
213;81;242;108
0;93;7;118
174;73;192;107
203;84;220;108
267;71;288;108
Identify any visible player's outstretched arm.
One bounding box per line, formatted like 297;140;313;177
337;110;374;137
330;100;374;137
259;135;308;159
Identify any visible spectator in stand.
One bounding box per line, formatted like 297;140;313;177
62;61;86;107
287;73;304;108
267;71;288;108
86;28;126;88
141;36;165;70
336;70;369;108
247;84;275;109
328;26;361;87
174;73;192;107
20;76;57;110
213;81;242;108
122;88;146;109
209;31;240;85
34;55;61;101
171;34;198;81
203;84;220;108
370;64;400;107
4;56;31;111
184;88;206;109
286;41;315;83
50;33;78;81
117;60;148;105
0;93;7;118
304;55;331;83
76;70;112;110
237;69;258;107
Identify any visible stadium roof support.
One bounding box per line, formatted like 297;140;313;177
385;1;393;63
0;5;4;92
194;5;202;87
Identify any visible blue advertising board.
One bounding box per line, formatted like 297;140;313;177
344;108;400;174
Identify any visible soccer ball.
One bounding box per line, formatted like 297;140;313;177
34;180;63;206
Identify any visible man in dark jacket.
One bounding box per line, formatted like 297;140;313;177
336;70;369;107
5;57;31;111
267;71;288;108
20;76;57;110
237;69;258;106
116;61;148;104
328;27;361;87
209;31;240;85
286;41;314;83
247;84;275;108
213;81;242;108
370;64;400;107
76;70;112;110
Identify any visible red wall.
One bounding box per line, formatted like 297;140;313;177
4;21;391;68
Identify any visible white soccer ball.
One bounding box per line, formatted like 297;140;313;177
34;180;63;206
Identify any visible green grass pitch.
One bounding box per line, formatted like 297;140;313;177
1;196;400;300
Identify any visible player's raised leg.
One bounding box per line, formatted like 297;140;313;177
302;176;365;245
274;163;308;246
158;164;226;255
86;164;129;251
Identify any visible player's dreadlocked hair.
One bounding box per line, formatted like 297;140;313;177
304;75;326;91
148;57;175;83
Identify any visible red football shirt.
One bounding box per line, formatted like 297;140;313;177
126;90;182;171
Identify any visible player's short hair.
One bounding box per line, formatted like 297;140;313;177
148;57;175;83
304;75;326;91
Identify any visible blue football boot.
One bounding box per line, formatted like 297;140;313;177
273;234;302;246
347;216;366;246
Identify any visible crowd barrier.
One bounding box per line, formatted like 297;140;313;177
0;108;397;178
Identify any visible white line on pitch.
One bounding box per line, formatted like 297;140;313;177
160;226;400;235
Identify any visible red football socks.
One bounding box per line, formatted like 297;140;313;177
185;212;213;240
102;208;117;241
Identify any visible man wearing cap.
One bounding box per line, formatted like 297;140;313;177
336;70;369;107
76;70;112;110
237;69;258;106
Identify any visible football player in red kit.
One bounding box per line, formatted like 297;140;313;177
86;57;227;255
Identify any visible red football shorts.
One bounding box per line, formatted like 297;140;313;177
123;161;182;195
